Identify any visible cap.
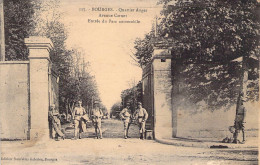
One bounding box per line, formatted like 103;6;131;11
126;102;130;105
138;102;142;105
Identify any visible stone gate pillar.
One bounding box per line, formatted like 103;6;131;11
25;36;53;141
152;47;174;139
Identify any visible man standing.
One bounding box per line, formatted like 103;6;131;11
91;101;103;139
119;102;132;139
134;102;148;140
72;100;87;140
233;92;246;143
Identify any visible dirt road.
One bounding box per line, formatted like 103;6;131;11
1;119;258;165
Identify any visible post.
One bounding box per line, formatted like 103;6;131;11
0;0;5;61
25;36;53;141
152;47;173;139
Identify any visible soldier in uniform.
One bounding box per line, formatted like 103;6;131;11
233;92;246;143
119;102;133;139
48;104;65;141
72;100;87;140
91;101;103;139
134;102;148;140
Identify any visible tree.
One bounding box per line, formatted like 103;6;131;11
99;103;108;117
60;47;100;119
132;32;155;68
4;0;102;120
30;0;102;118
156;0;259;110
110;102;121;118
4;0;35;60
172;62;243;112
120;81;142;112
159;0;259;61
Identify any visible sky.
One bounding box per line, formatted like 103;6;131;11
60;0;161;110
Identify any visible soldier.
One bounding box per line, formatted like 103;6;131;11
134;102;148;140
233;92;246;143
119;102;133;139
72;100;87;140
48;104;65;141
91;101;103;139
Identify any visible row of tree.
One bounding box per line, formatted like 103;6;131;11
4;0;103;119
132;0;259;112
110;81;142;118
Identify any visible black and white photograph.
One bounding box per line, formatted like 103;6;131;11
0;0;259;164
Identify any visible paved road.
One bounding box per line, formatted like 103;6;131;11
1;119;258;165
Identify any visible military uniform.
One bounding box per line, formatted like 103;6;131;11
134;107;148;139
119;106;133;139
233;93;246;143
49;107;64;140
91;107;103;139
234;108;245;130
73;106;87;139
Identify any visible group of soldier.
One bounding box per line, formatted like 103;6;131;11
71;100;103;140
119;102;148;139
48;100;148;141
49;95;246;143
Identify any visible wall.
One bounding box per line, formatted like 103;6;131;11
142;54;258;140
172;63;259;140
0;36;55;141
176;103;259;139
142;63;154;130
0;61;29;140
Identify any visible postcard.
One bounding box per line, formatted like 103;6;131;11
0;0;259;164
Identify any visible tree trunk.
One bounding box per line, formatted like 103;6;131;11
0;0;5;61
236;55;249;121
241;55;249;100
69;102;75;122
65;99;69;121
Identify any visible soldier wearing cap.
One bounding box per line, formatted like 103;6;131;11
233;92;246;143
119;102;133;139
134;102;148;139
91;100;103;139
49;104;65;141
72;100;87;140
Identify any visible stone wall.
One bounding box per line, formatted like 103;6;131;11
0;36;55;141
172;63;258;140
0;61;30;140
176;103;259;139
